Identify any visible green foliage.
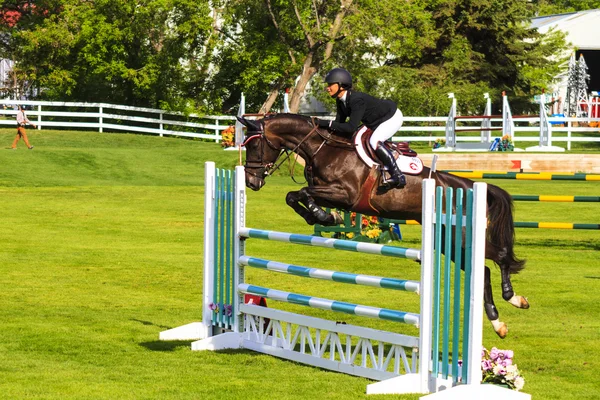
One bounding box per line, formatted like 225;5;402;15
7;0;213;108
2;0;573;115
352;0;569;115
527;0;600;16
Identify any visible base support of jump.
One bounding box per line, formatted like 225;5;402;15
158;322;205;341
420;382;531;399
525;145;565;152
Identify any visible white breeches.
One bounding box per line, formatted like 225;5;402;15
369;109;403;149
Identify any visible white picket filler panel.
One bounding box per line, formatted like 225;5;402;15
160;162;530;399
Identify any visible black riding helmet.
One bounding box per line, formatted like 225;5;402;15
324;68;352;89
324;68;352;98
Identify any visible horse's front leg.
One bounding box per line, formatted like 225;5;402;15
287;186;345;226
286;190;318;225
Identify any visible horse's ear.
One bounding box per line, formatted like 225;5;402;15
237;116;262;132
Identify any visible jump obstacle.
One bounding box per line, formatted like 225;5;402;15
439;92;565;152
160;162;530;399
381;171;600;230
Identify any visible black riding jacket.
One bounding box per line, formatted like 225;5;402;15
330;90;397;136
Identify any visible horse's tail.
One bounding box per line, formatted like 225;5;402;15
486;184;526;274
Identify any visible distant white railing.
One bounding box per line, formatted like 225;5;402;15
0;99;599;150
0;100;236;143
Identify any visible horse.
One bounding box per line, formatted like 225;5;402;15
237;113;529;338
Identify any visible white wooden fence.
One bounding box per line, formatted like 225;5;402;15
1;99;599;150
0;100;235;143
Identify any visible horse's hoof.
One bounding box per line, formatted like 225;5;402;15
331;210;343;225
508;295;530;309
491;319;508;339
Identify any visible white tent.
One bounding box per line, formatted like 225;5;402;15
532;9;600;50
531;9;600;113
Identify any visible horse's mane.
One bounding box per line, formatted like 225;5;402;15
263;113;313;123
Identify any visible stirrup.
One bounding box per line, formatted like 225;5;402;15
379;168;406;190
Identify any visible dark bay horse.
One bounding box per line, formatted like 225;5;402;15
237;113;528;338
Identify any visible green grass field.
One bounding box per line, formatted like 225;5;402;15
1;128;599;399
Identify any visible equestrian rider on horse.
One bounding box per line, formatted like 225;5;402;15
317;67;406;189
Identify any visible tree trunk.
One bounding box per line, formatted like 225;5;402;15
259;86;280;114
289;52;317;113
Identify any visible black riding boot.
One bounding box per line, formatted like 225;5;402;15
375;144;406;189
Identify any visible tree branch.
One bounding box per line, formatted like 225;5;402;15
312;0;320;31
265;0;297;64
292;0;314;48
324;0;352;60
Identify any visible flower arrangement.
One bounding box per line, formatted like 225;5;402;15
220;125;235;148
496;135;514;152
481;347;525;391
349;213;382;240
432;138;446;150
209;302;233;317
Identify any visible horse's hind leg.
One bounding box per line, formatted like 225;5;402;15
500;264;530;309
485;266;508;338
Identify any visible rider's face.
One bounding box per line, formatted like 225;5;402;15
325;83;344;98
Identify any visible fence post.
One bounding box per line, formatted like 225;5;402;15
37;104;42;130
215;118;220;144
159;111;164;137
99;106;103;133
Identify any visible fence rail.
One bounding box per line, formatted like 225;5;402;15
0;100;235;142
1;99;600;149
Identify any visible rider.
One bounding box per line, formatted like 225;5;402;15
316;67;405;189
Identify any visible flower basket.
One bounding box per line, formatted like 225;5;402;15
220;126;236;148
496;135;514;152
432;138;446;150
481;347;525;391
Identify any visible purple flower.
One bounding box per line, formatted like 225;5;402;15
224;304;233;317
501;359;513;367
490;347;500;360
482;359;493;371
209;302;217;311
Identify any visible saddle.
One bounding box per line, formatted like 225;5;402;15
356;127;418;160
353;126;422;175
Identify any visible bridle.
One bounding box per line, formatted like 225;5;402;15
243;118;318;180
242;117;354;181
242;126;280;179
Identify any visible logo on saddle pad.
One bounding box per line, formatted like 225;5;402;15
354;126;424;175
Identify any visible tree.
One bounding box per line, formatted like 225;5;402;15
4;0;571;115
358;0;569;115
8;0;214;108
527;0;600;16
214;0;568;116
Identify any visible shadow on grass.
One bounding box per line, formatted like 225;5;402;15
140;340;194;352
130;318;171;330
518;238;600;251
